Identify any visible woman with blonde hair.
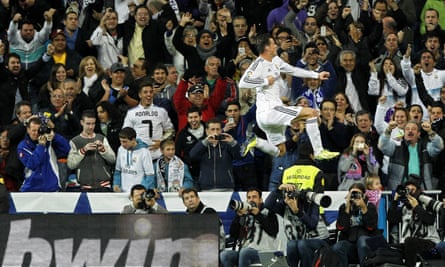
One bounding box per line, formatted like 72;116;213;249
338;133;380;190
78;56;106;104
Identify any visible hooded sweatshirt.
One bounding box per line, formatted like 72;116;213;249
113;139;155;192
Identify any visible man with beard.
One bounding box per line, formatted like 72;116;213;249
378;120;443;190
388;175;441;267
175;106;205;185
418;32;445;70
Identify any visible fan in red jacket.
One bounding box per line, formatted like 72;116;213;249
173;69;226;131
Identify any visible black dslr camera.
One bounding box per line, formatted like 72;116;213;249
285;190;299;199
37;112;52;135
137;189;156;210
396;185;412;204
350;191;362;200
38;124;52;135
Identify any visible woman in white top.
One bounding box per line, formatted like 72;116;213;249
368;57;409;110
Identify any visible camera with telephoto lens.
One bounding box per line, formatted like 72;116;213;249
229;199;256;211
284;189;332;208
418;194;443;213
136;189;156;210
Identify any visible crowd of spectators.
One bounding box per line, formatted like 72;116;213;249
1;0;445;264
0;0;444;189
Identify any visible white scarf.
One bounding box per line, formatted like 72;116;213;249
155;156;185;192
82;73;98;95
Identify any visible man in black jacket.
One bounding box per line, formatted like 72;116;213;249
335;50;371;114
4;101;33;189
388;175;441;267
220;188;278;267
0;42;53;125
181;188;225;250
123;5;165;73
175;106;206;185
332;182;379;267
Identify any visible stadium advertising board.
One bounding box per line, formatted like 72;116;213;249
0;214;219;267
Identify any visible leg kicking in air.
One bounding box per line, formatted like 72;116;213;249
239;33;338;159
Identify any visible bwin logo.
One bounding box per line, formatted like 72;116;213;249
1;219;217;267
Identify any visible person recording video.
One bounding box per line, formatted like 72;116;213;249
387;174;441;267
265;183;330;267
121;184;168;214
220;188;278;267
332;182;379;267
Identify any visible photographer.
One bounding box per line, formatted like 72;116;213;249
17;117;70;192
387;175;440;267
332;182;379;267
220;188;278;267
265;183;329;267
121;184;167;214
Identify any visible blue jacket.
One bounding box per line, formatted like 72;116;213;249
18;134;70;192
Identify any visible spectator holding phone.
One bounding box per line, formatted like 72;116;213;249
68;110;116;192
189;117;241;191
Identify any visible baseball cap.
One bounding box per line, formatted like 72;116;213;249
110;63;126;73
188;84;204;94
51;29;65;40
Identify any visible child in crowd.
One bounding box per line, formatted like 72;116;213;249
153;139;193;194
113;127;155;192
365;174;383;209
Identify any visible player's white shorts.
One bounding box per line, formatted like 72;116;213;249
257;105;302;145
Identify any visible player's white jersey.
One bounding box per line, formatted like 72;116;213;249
123;104;174;159
239;56;319;112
